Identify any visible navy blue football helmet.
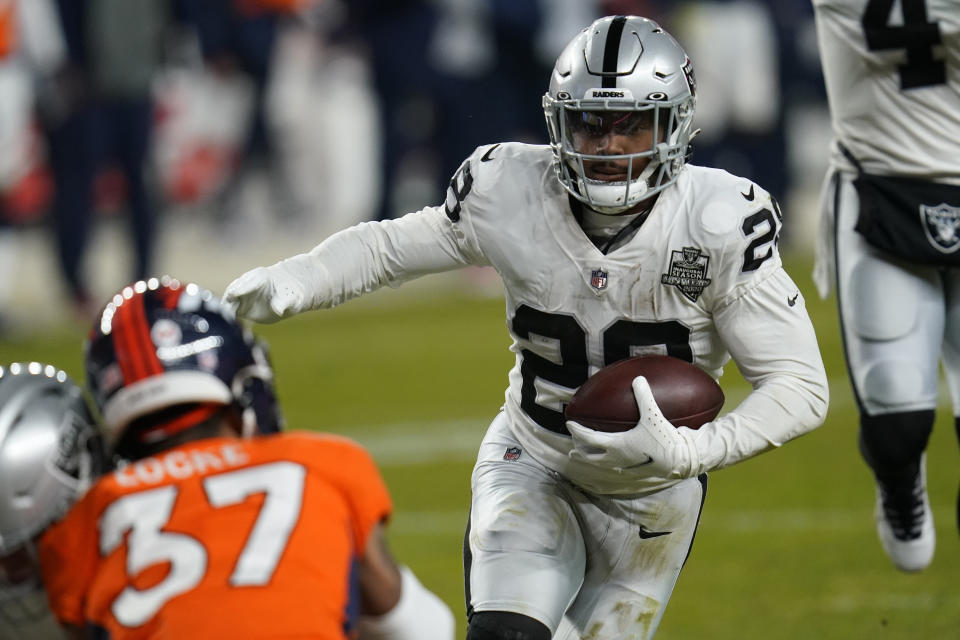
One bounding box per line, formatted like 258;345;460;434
85;277;283;453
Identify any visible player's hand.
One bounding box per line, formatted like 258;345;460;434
567;376;700;479
223;264;308;324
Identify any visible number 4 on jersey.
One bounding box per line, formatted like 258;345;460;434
862;0;946;89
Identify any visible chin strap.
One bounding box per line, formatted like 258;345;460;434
596;207;653;254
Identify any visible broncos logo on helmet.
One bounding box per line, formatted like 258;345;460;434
85;276;284;457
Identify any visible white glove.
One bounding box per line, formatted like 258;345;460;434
356;566;455;640
222;263;310;324
567;376;701;479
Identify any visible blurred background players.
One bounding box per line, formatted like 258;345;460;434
0;0;65;330
0;1;831;338
331;0;598;222
810;0;960;572
36;277;455;639
176;0;309;225
0;362;106;640
618;0;827;238
42;0;174;315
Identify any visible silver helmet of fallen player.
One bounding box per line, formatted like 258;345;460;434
0;363;105;625
543;15;697;214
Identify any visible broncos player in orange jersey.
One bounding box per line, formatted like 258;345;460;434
36;277;454;640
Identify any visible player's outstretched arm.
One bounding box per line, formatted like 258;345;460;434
224;210;476;323
568;376;700;479
355;523;455;640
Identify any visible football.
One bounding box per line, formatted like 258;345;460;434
565;355;724;432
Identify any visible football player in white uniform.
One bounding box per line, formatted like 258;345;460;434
0;363;106;640
811;0;960;572
224;16;828;640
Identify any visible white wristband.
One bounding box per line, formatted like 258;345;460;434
356;566;455;640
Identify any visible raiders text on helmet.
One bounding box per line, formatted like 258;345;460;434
543;15;697;214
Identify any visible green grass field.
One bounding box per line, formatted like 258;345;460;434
1;253;958;639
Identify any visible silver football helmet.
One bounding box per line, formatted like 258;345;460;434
543;15;697;214
0;363;105;626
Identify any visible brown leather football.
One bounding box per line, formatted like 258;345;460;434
565;355;724;432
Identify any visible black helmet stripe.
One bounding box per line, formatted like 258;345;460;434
602;15;628;88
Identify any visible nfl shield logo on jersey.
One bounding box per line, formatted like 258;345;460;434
503;446;522;461
920;203;960;254
590;269;608;291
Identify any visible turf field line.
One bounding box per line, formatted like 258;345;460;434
346;376;951;466
344;380;857;465
825;592;955;613
702;506;872;532
389;505;957;536
344;418;489;464
390;509;470;535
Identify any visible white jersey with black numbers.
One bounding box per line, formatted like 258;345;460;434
302;143;828;494
813;0;960;183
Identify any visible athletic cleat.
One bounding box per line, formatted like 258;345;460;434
874;456;935;572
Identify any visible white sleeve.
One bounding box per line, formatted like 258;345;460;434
284;206;481;311
689;267;829;474
356;566;455;640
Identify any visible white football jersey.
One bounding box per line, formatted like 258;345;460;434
303;143;828;494
813;0;960;183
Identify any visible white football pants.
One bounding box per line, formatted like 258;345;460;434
465;413;706;640
829;170;960;416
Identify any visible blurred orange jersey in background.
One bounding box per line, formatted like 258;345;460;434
0;0;16;60
39;432;392;639
233;0;315;17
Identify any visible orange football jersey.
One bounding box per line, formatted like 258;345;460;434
0;1;17;60
39;432;392;639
